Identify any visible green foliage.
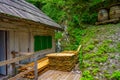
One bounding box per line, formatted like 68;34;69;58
92;68;100;76
64;28;86;50
104;73;111;79
26;0;102;30
84;53;96;60
81;12;97;24
117;42;120;52
81;70;94;80
94;56;108;63
91;64;98;68
83;62;91;68
55;32;62;40
79;50;83;69
84;45;95;52
111;70;120;80
96;40;114;54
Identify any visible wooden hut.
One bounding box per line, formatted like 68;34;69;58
98;8;109;22
109;4;120;19
0;0;62;77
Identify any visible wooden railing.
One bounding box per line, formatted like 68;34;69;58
0;51;41;80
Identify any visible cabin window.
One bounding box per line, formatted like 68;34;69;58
34;36;52;51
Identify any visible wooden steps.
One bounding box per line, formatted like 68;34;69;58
18;57;49;79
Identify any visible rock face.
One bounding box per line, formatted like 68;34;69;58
81;23;120;80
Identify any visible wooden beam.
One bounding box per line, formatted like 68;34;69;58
96;18;119;25
0;52;34;67
11;51;16;76
34;55;38;80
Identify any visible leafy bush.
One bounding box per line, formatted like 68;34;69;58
81;12;90;24
111;70;120;80
55;32;62;40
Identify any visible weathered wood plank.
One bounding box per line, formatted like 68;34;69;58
34;55;38;80
8;68;34;80
0;52;34;66
38;70;81;80
96;18;119;25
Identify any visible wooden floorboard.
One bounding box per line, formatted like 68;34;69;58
38;70;81;80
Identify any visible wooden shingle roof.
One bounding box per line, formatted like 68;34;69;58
0;0;62;30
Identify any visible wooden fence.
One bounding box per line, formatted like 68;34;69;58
0;51;41;80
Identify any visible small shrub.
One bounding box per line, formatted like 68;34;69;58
84;53;96;60
55;32;62;40
84;44;95;52
117;42;120;52
92;68;100;76
104;73;111;79
83;62;91;68
81;11;97;24
111;70;120;80
95;56;108;63
110;54;115;59
81;70;94;80
91;64;98;68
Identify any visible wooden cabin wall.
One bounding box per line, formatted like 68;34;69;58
30;28;55;59
0;16;56;75
6;25;56;75
0;22;56;75
8;27;55;55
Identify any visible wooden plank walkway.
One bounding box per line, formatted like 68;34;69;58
38;70;81;80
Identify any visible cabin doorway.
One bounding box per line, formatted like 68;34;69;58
0;30;7;75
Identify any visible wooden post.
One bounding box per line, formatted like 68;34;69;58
11;51;16;76
34;54;38;80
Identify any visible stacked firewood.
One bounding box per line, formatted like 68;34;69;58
18;58;49;79
46;53;77;71
62;51;79;63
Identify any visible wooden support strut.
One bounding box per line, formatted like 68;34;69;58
0;51;48;80
76;45;82;53
0;52;34;67
34;54;38;80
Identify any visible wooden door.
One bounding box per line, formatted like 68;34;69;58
0;30;7;75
